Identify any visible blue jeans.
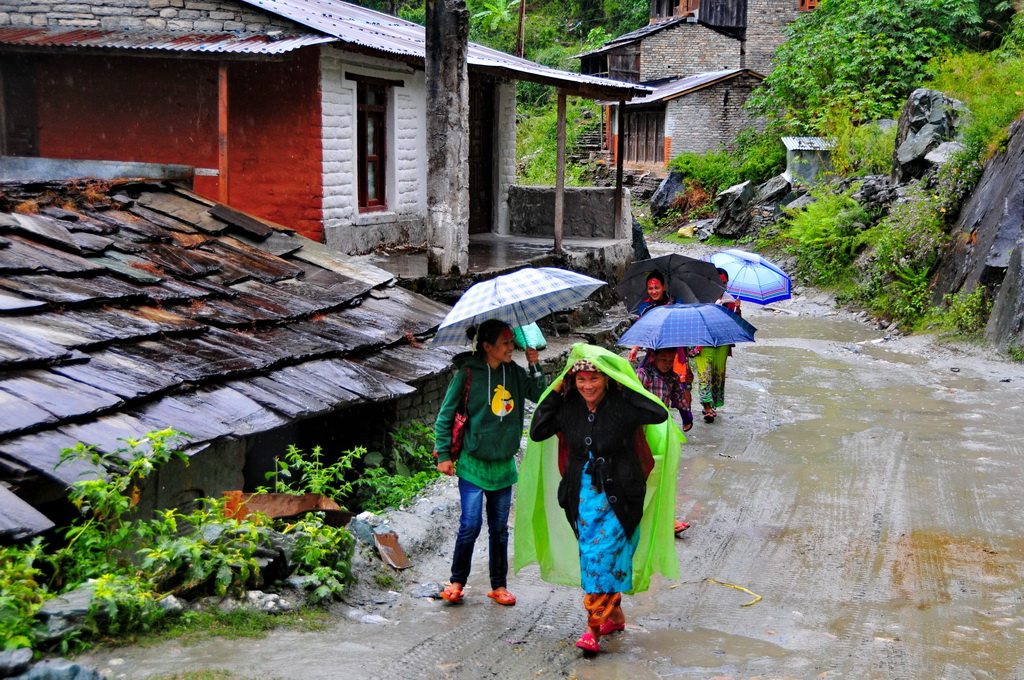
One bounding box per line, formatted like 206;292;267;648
450;478;512;590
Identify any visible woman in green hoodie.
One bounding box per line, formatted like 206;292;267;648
435;319;547;606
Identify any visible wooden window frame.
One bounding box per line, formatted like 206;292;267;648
347;73;404;213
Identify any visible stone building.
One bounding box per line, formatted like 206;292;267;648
0;0;646;255
578;0;811;169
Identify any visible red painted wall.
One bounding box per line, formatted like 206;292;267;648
34;51;323;241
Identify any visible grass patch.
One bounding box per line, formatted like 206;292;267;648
105;608;332;649
149;672;247;680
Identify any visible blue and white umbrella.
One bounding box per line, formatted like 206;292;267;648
617;303;757;349
432;267;606;346
706;249;791;305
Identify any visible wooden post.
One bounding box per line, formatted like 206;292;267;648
613;101;625;237
515;0;526;57
425;0;470;276
218;63;229;205
553;91;567;256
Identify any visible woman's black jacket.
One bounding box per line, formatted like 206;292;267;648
529;383;667;539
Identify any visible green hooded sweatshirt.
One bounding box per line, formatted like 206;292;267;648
514;343;684;594
435;352;547;490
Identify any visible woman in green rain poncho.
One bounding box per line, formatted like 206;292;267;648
514;344;684;654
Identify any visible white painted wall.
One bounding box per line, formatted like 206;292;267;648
493;80;517;236
320;46;428;255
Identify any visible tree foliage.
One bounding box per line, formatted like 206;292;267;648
747;0;988;132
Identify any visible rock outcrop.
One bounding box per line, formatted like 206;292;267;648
929;116;1024;349
892;88;969;183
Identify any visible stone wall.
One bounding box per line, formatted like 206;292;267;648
0;0;302;32
744;0;801;74
321;47;429;255
664;72;764;154
507;186;627;239
640;21;741;80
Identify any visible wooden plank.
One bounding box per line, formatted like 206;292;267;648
0;370;122;419
58;412;151;458
229;281;323;318
173;385;287;438
125;333;270;382
88;253;165;284
64;213;118;235
68;230;114;254
127;396;233;443
289;240;393;289
292;315;383;353
135;191;222;229
0;314;107;349
182;295;292;326
0;324;72;368
232;229;304;258
0;289;45;311
53;347;182;399
0;486;54;540
142;277;215;303
127;204;198;235
142;243;222;279
253;327;341;363
288;260;374;300
0;273;144;305
228;374;338;419
0;429;106;486
0;234;106;275
271;365;366;408
356;344;458;383
302;358;416;402
0;388;56;436
169;231;215;249
201;237;303;282
208;203;275;238
0;214;81;252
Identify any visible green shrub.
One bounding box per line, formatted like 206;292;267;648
262;445;364;507
825;115;898;177
282;517;355;604
940;286;992;334
355;422;440;512
668;151;742;197
778;183;872;285
1;539;50;650
856;187;949;326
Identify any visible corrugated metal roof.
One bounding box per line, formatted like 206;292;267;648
782;136;835;151
238;0;650;95
0;26;333;54
575;16;690;59
599;69;761;105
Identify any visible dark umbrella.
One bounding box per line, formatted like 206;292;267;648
615;254;726;314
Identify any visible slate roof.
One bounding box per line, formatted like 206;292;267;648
0;179;455;540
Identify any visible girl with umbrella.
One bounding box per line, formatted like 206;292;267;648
691;268;741;423
514;344;683;653
435;319;547;606
626;271;676;363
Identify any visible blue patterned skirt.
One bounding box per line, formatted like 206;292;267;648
576;464;639;593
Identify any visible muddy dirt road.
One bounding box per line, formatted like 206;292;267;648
81;294;1024;680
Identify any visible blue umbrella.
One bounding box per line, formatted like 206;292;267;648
432;267;606;345
617;303;757;349
706;249;791;304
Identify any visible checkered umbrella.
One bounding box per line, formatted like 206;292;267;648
617;303;757;349
706;249;791;304
431;267;606;346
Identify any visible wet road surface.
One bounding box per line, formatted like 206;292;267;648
81;303;1024;679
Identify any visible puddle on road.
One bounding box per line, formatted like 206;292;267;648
571;628;785;680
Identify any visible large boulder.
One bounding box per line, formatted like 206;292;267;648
649;171;687;219
892;89;970;183
932;116;1024;348
711;176;792;239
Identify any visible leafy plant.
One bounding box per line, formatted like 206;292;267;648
940;286;992;334
282;517;354;603
778;183;872;285
355;422;441;512
747;0;989;130
262;445;365;506
1;539;50;650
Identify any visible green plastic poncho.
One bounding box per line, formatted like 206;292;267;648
513;343;684;593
